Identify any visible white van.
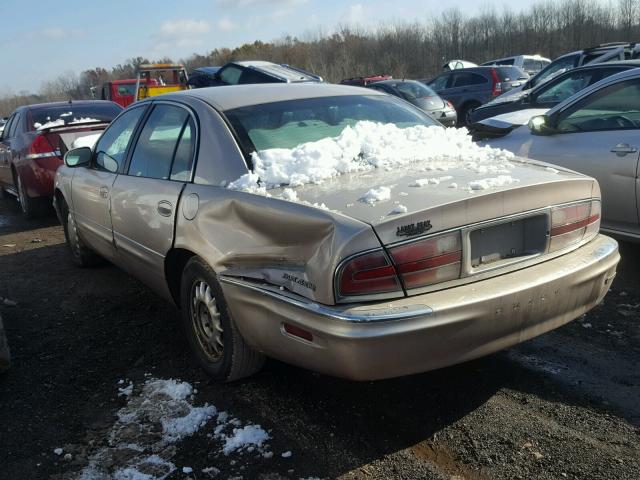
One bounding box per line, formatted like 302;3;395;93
481;55;551;74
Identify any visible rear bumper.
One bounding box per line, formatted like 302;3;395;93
220;234;619;381
18;156;62;198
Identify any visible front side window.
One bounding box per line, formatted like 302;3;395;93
557;79;640;133
225;94;439;152
94;106;146;173
534;71;598;104
128;104;193;180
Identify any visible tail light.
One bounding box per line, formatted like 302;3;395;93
26;135;59;160
549;200;600;252
490;68;503;97
389;231;462;289
337;250;402;297
446;100;455;109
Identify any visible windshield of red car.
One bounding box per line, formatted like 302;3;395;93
224;94;440;152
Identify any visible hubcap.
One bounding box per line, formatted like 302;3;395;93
191;281;223;362
17;176;27;213
67;212;82;258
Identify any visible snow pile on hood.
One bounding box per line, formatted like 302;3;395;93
360;186;391;204
468;175;519;190
228;121;517;197
71;133;102;149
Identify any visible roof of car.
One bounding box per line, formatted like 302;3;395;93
230;61;321;82
573;59;640;68
165;83;385;111
193;66;221;75
19;100;120;112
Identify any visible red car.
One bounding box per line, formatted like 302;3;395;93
101;78;159;108
0;100;122;217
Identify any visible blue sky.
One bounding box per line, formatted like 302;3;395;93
0;0;533;95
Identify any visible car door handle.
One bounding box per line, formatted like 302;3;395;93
157;200;173;217
610;143;638;155
99;186;109;198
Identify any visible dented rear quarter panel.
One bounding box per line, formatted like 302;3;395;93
173;185;382;305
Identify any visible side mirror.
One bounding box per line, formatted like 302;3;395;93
521;93;530;104
528;115;557;136
64;147;92;168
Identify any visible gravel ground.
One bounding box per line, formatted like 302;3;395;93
0;197;638;480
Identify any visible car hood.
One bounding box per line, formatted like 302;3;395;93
477;108;550;129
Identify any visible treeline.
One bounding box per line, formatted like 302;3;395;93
2;0;640;116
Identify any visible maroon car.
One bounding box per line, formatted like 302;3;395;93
0;100;122;217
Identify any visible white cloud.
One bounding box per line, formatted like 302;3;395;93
217;0;306;6
348;3;365;24
42;28;67;40
159;19;211;36
217;17;237;32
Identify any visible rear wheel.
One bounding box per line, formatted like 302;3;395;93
62;203;102;267
16;173;47;219
180;257;265;381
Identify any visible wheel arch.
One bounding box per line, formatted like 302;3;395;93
165;248;198;307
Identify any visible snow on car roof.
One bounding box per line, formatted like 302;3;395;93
173;83;385;111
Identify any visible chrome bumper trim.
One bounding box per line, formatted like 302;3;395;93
218;276;433;323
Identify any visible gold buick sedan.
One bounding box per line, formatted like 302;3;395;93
53;83;619;381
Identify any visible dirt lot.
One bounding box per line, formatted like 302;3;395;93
0;197;638;480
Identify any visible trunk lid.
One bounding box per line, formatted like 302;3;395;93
280;157;596;245
38;122;108;156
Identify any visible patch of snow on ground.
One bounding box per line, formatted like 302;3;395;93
76;378;215;480
228;121;517;196
72;133;102;150
360;186;391;204
218;424;270;456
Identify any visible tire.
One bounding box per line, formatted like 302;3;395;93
180;257;265;381
16;173;46;219
458;102;481;127
62;203;102;267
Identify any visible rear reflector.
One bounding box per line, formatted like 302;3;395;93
389;231;462;289
337;250;402;297
283;323;313;342
549;200;600;252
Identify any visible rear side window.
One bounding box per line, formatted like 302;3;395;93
496;67;528;81
451;72;487;87
239;69;276;84
128;104;193;180
9;113;22;136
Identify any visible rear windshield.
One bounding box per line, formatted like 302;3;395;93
394;81;438;100
31;103;122;130
496;67;529;81
224;94;439;152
